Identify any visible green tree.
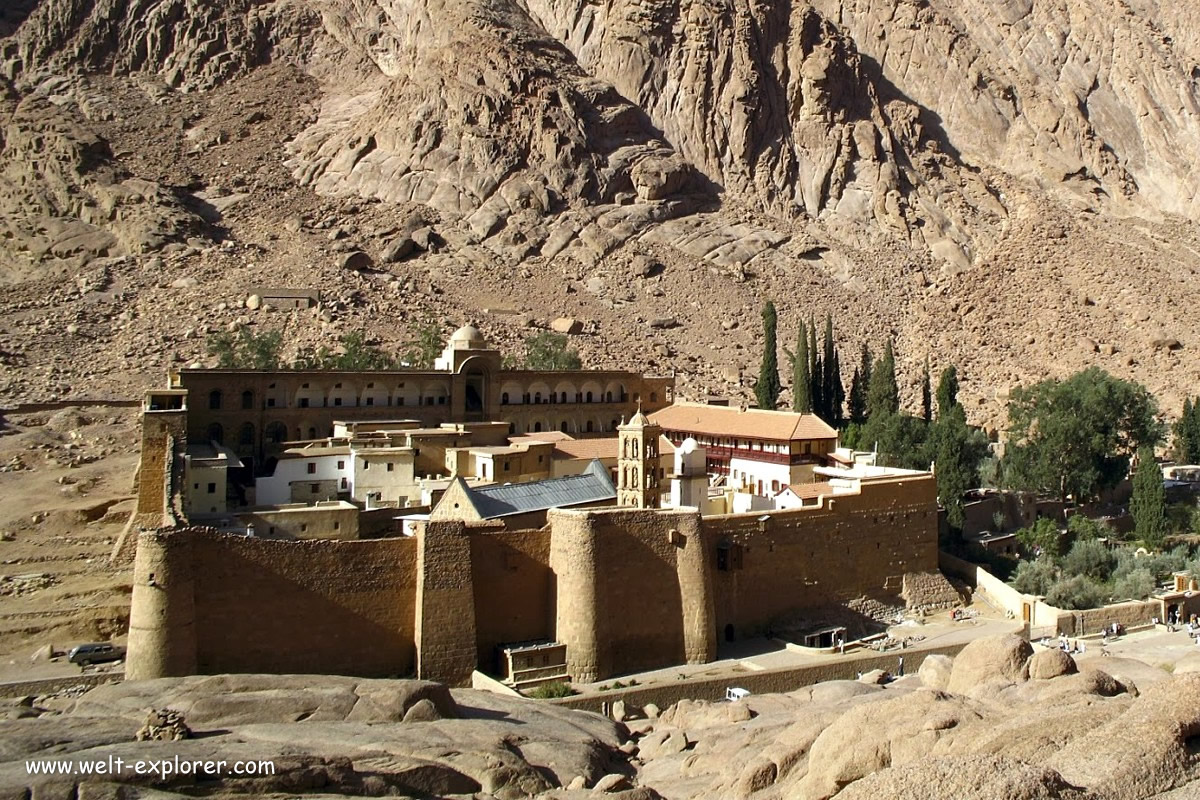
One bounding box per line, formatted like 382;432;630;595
934;404;987;530
786;321;812;413
921;356;932;423
330;331;397;369
1001;367;1164;503
523;332;582;370
1044;575;1108;610
1060;538;1116;582
1113;568;1155;601
1174;397;1200;463
1016;517;1064;560
867;412;931;470
821;315;836;420
1011;556;1058;595
936;365;959;420
399;319;444;368
1066;515;1108;543
1131;445;1167;550
829;347;845;426
755;301;781;410
207;327;284;369
866;339;899;419
809;318;822;419
847;343;872;425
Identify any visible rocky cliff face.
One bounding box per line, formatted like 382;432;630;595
2;0;1200;422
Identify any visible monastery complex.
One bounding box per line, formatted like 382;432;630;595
120;327;958;687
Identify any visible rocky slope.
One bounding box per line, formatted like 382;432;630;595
2;1;1200;428
4;637;1200;798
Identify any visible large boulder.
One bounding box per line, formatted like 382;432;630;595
835;754;1089;800
1028;649;1078;680
947;635;1033;695
918;655;953;691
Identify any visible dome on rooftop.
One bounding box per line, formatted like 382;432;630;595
449;325;486;347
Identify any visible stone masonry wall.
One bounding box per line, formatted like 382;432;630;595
470;527;554;674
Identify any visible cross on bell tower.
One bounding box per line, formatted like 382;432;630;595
617;403;662;508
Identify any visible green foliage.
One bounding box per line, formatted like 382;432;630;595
866;339;900;419
1044;575;1109;610
978;455;1003;489
864;413;931;470
1174;397;1200;463
1066;515;1108;543
1131;446;1167;549
1060;538;1117;582
847;344;872;425
522;332;582;370
399;319;444;369
290;332;396;369
1011;556;1058;595
1015;517;1064;560
936;365;959;420
829;347;845;426
921;357;932;423
786;321;812;413
1001;367;1164;503
208;327;284;369
527;681;576;699
840;422;862;451
1113;568;1156;601
821;315;844;423
809;318;822;419
933;403;988;530
755;302;781;410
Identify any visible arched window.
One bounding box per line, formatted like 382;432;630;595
534;421;543;432
208;390;222;410
605;391;613;402
265;422;287;444
241;390;253;410
586;391;594;403
586;420;594;433
560;421;568;432
308;427;317;439
239;423;254;446
206;423;223;444
502;392;510;405
650;392;658;403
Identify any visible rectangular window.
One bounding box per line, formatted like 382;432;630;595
366;397;374;406
387;463;394;472
267;398;276;408
299;398;309;408
310;483;319;493
397;398;405;406
334;397;342;407
207;482;216;494
337;460;345;469
300;524;307;532
307;463;316;474
333;522;340;530
362;460;370;470
504;461;511;472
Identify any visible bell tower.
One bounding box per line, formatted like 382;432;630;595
617;404;662;508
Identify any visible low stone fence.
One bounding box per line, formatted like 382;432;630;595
552;643;971;714
0;672;123;699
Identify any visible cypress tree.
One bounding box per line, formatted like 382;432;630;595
809;318;823;419
921;356;932;423
822;315;836;421
756;301;781;410
866;338;899;419
791;321;812;413
848;366;866;425
830;347;845;425
1131;445;1167;549
936;365;959;420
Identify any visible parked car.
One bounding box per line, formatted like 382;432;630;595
67;643;126;666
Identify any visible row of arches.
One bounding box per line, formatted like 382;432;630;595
205;380;453;412
499;379;632;406
509;417;621;435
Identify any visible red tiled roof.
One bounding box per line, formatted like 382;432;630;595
650;403;838;442
779;482;836;499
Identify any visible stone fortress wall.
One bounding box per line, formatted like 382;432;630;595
126;474;944;686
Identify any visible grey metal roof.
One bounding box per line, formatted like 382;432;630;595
467;460;615;518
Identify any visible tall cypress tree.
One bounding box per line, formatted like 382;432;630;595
1131;445;1167;549
866;338;899;419
830;347;846;425
848;366;866;424
756;301;781;410
936;364;959;420
821;315;836;422
1175;397;1200;464
921;356;932;424
791;322;812;413
809;318;823;419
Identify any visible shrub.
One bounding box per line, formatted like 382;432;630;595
1044;576;1109;610
1015;517;1064;560
1113;568;1156;601
528;681;576;699
1060;538;1116;582
523;332;582;370
1067;515;1108;543
1011;557;1057;595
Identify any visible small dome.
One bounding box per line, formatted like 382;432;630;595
449;325;486;347
627;409;650;427
679;437;699;454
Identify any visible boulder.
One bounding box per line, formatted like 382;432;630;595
1028;649;1078;680
918;654;953;691
245;294;262;310
381;236;418;263
594;773;633;792
946;634;1033;695
341;251;373;271
648;317;678;329
550;317;583;335
170;276;198;289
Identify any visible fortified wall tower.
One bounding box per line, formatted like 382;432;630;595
549;506;715;683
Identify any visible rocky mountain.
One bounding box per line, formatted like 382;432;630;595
2;0;1200;427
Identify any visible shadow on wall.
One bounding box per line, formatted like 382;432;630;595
191;541;417;678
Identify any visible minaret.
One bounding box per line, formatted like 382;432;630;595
617;403;662;508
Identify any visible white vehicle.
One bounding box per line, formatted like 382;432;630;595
725;687;750;702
